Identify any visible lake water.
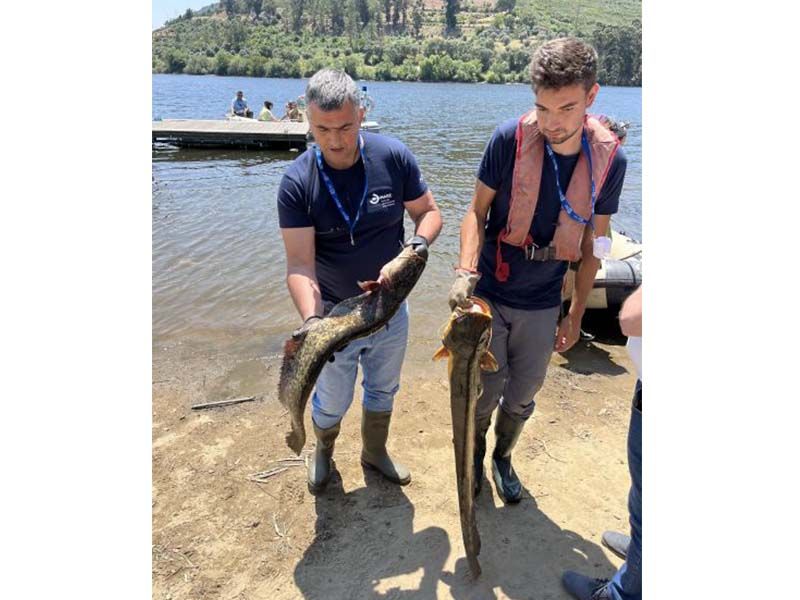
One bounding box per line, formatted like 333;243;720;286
152;74;641;361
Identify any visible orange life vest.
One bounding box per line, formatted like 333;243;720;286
495;112;620;282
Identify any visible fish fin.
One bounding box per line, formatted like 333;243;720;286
283;335;303;357
357;280;381;293
281;336;303;370
432;345;450;361
480;351;499;372
327;294;363;317
278;336;304;408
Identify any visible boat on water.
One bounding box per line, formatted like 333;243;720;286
562;228;642;310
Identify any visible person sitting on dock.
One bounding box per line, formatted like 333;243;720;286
258;100;277;122
231;91;252;118
281;101;302;122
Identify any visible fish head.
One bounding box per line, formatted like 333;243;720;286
376;244;428;297
440;297;494;358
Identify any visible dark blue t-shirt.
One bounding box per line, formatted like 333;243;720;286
278;131;428;304
476;118;627;310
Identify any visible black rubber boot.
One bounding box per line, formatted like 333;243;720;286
360;409;411;485
307;420;341;493
491;409;525;504
474;413;492;497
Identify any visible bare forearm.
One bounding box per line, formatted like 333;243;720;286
413;208;443;245
458;209;485;270
570;256;601;320
286;268;323;320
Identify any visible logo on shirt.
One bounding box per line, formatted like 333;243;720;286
368;192;395;210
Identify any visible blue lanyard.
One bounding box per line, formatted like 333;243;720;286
544;130;596;230
314;136;368;246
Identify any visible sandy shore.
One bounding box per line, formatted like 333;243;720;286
152;317;637;600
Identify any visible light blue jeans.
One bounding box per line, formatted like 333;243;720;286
311;302;409;430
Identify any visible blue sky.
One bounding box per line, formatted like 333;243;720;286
153;1;215;30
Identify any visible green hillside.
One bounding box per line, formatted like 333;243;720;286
153;1;641;86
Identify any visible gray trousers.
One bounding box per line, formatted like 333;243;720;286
476;299;560;422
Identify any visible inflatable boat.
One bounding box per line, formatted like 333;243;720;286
562;229;642;310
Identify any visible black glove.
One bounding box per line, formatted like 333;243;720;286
404;235;429;260
292;315;322;339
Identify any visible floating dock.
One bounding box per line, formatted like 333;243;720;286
152;119;310;150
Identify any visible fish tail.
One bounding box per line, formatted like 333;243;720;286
285;427;304;456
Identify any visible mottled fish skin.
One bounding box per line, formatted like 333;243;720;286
434;298;497;578
278;246;427;455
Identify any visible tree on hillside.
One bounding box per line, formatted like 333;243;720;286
330;0;345;34
344;1;361;40
225;18;248;52
445;0;460;36
393;0;408;32
223;0;236;18
496;0;516;12
383;0;393;32
247;0;263;18
356;0;371;27
411;0;423;38
288;0;306;33
307;0;326;33
590;21;642;86
402;0;410;29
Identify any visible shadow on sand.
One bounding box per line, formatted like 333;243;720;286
294;465;616;599
294;464;450;599
439;474;617;600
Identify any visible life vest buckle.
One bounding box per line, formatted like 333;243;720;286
524;244;558;262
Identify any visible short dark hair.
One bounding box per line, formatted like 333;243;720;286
530;38;598;92
264;100;273;109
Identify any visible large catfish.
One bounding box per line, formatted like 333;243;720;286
433;297;499;578
278;245;427;455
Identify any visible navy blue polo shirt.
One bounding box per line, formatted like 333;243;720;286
475;118;627;310
277;131;428;304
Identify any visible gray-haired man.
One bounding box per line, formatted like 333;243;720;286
277;69;442;494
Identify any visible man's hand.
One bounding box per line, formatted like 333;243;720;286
554;313;580;353
448;269;481;310
404;235;429;260
292;315;322;339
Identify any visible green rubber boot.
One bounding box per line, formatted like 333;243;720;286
360;409;411;485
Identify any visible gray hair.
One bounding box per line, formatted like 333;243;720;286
305;69;360;111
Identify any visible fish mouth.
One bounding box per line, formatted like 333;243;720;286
450;297;492;329
377;246;426;287
460;296;490;316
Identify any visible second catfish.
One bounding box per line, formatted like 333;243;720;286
434;297;499;577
